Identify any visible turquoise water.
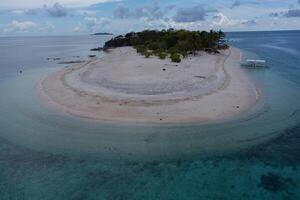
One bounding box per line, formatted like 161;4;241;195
0;31;300;199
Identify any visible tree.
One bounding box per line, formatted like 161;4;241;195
103;29;228;62
170;53;181;63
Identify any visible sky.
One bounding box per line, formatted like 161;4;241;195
0;0;300;36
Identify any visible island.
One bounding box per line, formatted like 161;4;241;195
103;29;228;62
90;47;103;51
92;32;113;36
38;29;259;123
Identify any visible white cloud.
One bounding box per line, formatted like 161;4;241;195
75;17;110;33
10;10;26;15
139;17;209;32
84;17;110;32
0;0;120;9
74;23;84;32
77;10;97;17
173;5;216;22
113;2;164;21
4;20;36;33
43;2;67;17
11;9;38;15
212;13;256;27
212;13;236;26
39;22;55;32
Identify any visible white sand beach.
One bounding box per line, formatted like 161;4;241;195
38;47;259;123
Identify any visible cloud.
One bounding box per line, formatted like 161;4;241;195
4;20;36;33
166;5;176;10
229;1;266;9
113;1;164;21
284;9;300;17
84;17;110;32
10;10;26;15
11;8;38;15
269;12;279;17
270;9;300;18
0;0;120;9
74;22;85;32
77;10;97;17
241;19;257;26
173;5;216;23
113;4;130;19
212;13;256;27
43;3;67;17
38;22;55;32
9;3;67;18
140;1;163;20
231;1;241;9
212;13;234;26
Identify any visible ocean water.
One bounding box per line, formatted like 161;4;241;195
0;31;300;199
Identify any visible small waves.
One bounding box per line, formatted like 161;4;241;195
261;44;300;57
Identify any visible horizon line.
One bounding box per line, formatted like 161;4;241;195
0;29;300;38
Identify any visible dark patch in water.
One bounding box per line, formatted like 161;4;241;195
243;124;300;165
238;130;280;143
259;172;293;192
0;135;66;169
289;108;300;118
143;134;156;143
239;105;270;123
259;173;284;192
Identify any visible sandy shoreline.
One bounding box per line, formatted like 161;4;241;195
38;47;260;124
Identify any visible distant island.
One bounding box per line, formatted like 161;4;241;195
104;29;228;63
90;47;103;51
92;32;113;36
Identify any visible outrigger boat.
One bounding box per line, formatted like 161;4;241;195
241;59;267;67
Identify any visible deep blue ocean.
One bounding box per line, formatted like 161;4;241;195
0;31;299;199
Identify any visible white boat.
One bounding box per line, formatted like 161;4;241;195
241;59;267;67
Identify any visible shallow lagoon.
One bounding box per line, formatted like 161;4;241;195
0;32;300;199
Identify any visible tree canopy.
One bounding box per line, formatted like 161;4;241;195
103;29;228;62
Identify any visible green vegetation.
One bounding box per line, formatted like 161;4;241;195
170;53;181;63
144;51;152;58
158;52;167;60
103;29;228;63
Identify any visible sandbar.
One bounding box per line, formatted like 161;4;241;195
38;47;259;124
